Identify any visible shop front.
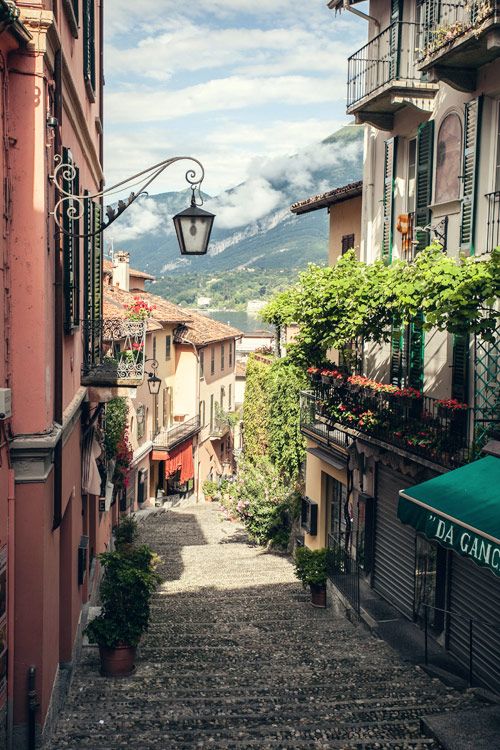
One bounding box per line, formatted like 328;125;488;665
152;439;195;506
398;454;500;692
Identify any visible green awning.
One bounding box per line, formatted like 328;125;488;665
398;456;500;578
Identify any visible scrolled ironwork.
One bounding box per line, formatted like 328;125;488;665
81;317;147;386
50;155;206;237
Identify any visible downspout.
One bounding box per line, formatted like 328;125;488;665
53;48;63;530
329;1;380;30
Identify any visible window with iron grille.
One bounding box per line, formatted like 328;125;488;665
165;335;171;361
341;234;355;255
83;0;96;100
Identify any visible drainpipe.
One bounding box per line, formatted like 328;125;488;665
328;1;380;30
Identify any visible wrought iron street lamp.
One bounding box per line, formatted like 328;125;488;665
145;359;161;396
50;155;215;255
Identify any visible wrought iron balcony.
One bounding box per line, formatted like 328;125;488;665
347;22;438;129
81;318;147;387
486;191;500;254
153;415;201;452
418;0;500;91
210;417;232;439
300;382;476;469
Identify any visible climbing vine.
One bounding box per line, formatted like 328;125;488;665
104;397;129;460
242;356;271;459
268;359;307;482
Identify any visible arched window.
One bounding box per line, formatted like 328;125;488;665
435;113;462;204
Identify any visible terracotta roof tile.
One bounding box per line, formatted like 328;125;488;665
290;180;362;215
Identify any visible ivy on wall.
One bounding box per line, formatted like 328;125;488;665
242;356;271;460
268;359;307;482
104;397;129;461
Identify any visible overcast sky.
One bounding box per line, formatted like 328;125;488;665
103;1;365;197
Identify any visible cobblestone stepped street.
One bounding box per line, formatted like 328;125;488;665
48;505;480;749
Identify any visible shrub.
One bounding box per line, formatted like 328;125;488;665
293;547;328;587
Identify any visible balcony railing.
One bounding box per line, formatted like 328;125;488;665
418;0;500;86
81;319;147;387
300;391;351;452
210;417;232;439
347;22;432;110
153;415;201;451
486;191;500;254
301;382;476;469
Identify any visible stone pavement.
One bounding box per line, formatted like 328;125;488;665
47;503;482;749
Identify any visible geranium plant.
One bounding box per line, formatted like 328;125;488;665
436;398;469;412
124;297;156;321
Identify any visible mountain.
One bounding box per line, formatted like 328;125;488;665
108;125;364;279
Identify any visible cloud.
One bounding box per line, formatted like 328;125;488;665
110;198;165;242
207;178;284;229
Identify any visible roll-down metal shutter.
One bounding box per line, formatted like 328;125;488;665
373;466;416;619
448;555;500;693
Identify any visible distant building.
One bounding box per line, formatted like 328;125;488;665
197;296;212;308
236;331;275;361
246;299;267;314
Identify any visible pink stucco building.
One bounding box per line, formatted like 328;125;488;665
0;1;105;746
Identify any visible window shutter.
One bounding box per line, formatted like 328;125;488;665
415;120;434;253
73;165;80;326
341;234;355;255
408;313;425;391
451;334;470;403
83;0;96;98
62;148;80;332
382;138;397;264
92;202;102;323
83;193;92;324
460;97;483;255
390;323;403;386
389;0;402;79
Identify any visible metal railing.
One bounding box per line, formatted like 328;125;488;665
422;603;498;690
300;391;351;451
81;318;147;386
485;190;500;253
327;533;360;617
153;415;201;451
347;22;425;108
302;382;475;469
419;0;498;58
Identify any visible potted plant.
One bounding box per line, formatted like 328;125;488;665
114;515;139;551
84;528;161;677
202;479;219;502
293;547;328;608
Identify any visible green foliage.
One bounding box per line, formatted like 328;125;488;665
293;547;328;587
202;479;219;498
229;456;298;547
263;246;500;364
114;516;139;550
84;540;161;649
242;356;271;459
104;398;129;460
267;359;307;481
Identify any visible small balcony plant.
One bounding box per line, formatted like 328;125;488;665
293;546;328;608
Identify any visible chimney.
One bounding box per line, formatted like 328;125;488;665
112;251;130;291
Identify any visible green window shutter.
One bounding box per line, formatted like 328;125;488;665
62;147;78;333
382;137;397;264
415;120;434;253
460;97;483;255
408;313;425;391
451;333;470;403
73;165;80;326
92;202;102;324
83;0;96;97
390;323;403;386
83;192;93;323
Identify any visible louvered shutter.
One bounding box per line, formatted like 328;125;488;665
62;147;79;332
83;0;96;97
73;165;80;325
408;313;425;391
460;97;482;255
382;138;397;264
83;192;93;324
451;334;470;403
92;202;102;362
390;323;403;386
415;120;434;253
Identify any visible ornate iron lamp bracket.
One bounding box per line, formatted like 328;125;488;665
49;155;206;238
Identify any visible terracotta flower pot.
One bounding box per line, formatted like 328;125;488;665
99;644;136;677
310;583;327;608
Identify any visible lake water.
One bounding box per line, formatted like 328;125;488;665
202;310;273;334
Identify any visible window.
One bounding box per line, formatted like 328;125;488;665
220;386;224;411
165;335;171;361
221;342;225;371
200;349;204;378
326;476;347;543
341;234;355;255
229;341;233;368
152;336;157;361
228;384;232;411
210;346;215;375
407;138;417;213
83;197;102;326
435;113;462;204
83;0;96;100
210;394;214;431
199;400;205;426
62;147;80;333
